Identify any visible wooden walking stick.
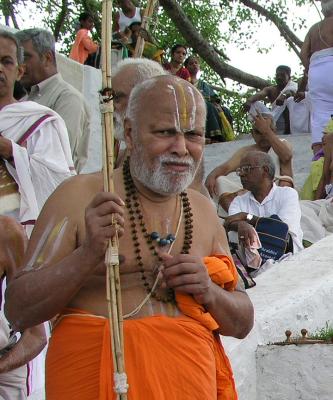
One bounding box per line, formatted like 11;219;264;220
133;0;159;58
101;0;128;398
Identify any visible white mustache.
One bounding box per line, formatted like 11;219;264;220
159;155;195;168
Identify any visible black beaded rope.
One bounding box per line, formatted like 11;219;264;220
123;157;193;303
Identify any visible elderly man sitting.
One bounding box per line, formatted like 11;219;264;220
206;113;293;213
224;151;303;260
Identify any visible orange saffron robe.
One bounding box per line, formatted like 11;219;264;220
46;255;238;399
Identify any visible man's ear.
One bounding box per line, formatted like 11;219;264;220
262;165;270;176
124;118;133;152
44;50;54;66
16;64;25;81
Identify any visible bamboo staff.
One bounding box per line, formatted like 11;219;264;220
101;0;128;398
133;0;159;58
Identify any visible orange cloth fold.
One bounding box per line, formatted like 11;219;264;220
176;254;238;331
46;255;238;400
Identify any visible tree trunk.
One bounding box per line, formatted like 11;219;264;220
159;0;269;89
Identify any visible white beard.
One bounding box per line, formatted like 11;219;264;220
130;143;199;195
322;0;333;16
114;111;125;141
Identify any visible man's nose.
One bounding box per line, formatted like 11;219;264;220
170;133;188;156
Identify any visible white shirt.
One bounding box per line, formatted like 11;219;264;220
229;184;303;252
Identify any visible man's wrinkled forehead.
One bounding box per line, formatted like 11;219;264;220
146;80;205;128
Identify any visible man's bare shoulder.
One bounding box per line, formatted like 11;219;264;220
187;189;218;219
308;21;320;35
41;172;103;216
56;172;103;197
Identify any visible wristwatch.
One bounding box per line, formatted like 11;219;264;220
246;213;254;223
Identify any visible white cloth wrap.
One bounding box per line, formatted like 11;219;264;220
0;101;75;230
300;198;333;244
308;47;333;144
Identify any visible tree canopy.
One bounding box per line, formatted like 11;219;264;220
0;0;321;132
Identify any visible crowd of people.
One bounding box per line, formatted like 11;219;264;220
0;0;332;398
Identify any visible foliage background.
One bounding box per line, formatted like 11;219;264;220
0;0;320;134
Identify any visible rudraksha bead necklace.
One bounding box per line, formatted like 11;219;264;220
123;157;193;303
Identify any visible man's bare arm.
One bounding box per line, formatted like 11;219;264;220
0;325;46;374
300;28;313;71
205;147;248;197
0;137;13;160
5;178;125;331
243;87;272;111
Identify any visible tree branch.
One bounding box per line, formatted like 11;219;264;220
159;0;269;89
239;0;303;57
53;0;69;41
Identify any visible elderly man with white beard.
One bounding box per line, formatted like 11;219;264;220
5;75;254;400
111;58;166;166
297;0;333;154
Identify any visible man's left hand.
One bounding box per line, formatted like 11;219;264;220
223;212;247;229
160;254;212;305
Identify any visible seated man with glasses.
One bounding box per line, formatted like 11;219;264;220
205;113;294;213
224;151;303;254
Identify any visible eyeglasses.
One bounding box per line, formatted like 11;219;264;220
236;165;262;176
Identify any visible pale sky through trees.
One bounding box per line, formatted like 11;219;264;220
225;3;320;85
0;1;322;89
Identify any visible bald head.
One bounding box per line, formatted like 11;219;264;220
126;74;206;132
241;151;275;181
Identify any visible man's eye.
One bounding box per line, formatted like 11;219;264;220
157;130;174;136
2;58;14;65
185;132;203;141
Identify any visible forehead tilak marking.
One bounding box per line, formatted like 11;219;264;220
166;82;197;132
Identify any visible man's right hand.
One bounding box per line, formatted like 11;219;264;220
82;192;125;261
238;221;257;248
205;170;219;197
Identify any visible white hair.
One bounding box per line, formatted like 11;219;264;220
112;58;168;82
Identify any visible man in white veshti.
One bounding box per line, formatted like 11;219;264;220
0;31;75;234
0;29;74;398
298;0;333;154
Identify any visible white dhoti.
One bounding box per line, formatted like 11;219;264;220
248;80;298;135
285;96;311;135
0;366;27;400
308;47;333;144
300;198;333;244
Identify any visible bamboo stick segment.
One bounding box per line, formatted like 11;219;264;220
133;0;158;58
101;0;128;398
